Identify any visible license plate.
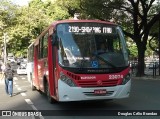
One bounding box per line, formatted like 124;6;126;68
94;89;107;95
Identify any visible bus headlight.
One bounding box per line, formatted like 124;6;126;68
121;74;130;85
60;73;76;87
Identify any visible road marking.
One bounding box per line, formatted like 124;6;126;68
25;99;44;119
21;93;26;96
22;77;26;80
13;77;18;80
16;77;44;119
17;87;22;90
24;99;35;119
31;105;38;111
15;85;19;87
25;99;33;105
30;105;44;119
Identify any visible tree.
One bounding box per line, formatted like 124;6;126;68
0;0;71;57
0;0;20;56
74;0;160;76
149;20;159;55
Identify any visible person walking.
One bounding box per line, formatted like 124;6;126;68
4;63;14;97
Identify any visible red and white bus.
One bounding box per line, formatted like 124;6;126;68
27;43;34;83
29;19;131;103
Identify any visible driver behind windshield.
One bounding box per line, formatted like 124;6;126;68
97;43;108;54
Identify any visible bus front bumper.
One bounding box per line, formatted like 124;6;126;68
58;79;131;102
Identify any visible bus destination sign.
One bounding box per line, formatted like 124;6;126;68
68;26;113;34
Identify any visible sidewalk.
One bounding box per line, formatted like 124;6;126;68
131;69;160;80
0;76;35;119
0;77;19;110
0;73;4;84
132;75;160;80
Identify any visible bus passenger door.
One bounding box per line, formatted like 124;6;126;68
33;45;40;89
48;36;56;97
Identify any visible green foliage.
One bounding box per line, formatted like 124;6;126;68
75;0;160;76
0;0;71;57
0;0;20;56
0;0;159;76
127;38;138;59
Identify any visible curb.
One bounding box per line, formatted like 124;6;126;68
132;76;160;80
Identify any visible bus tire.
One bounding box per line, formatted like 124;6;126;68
45;82;54;104
30;75;36;91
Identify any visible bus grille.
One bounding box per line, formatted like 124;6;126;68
67;72;80;80
66;72;119;87
77;80;118;87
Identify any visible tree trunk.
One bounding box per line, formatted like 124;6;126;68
136;44;145;77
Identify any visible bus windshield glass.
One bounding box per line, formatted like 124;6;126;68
56;22;129;68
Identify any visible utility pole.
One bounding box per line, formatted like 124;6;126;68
3;33;7;65
158;0;160;75
158;17;160;76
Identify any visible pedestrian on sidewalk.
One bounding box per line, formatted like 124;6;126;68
4;63;14;97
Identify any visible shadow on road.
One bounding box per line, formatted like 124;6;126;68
12;90;27;97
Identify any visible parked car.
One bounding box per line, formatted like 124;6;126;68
20;62;27;68
17;66;27;75
16;57;23;65
8;57;16;63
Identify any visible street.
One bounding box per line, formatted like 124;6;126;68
0;74;160;119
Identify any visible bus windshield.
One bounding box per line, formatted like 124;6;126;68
56;22;129;68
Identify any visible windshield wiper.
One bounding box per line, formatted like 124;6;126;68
80;59;85;68
79;58;88;68
94;54;117;68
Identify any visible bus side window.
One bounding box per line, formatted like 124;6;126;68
38;33;48;59
38;39;42;59
53;33;57;69
43;33;48;58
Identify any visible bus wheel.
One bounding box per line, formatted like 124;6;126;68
45;83;54;103
31;76;36;91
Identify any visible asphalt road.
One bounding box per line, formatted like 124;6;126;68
0;75;160;119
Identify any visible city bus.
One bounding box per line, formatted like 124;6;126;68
27;43;34;83
29;19;131;103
